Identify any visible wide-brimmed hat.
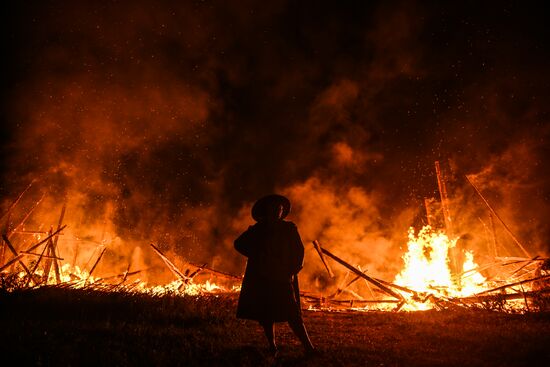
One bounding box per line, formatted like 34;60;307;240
251;194;291;222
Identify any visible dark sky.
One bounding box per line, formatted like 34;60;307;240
1;1;549;264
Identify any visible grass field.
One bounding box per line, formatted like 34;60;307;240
1;287;549;366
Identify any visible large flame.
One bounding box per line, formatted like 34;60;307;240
394;225;488;310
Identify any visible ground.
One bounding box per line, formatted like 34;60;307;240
1;288;549;366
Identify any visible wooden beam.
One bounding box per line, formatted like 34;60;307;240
316;242;403;300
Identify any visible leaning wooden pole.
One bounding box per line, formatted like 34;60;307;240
149;243;190;282
435;161;454;236
315;242;403;300
465;175;531;258
312;240;334;277
87;247;107;281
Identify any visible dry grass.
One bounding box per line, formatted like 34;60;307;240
0;287;549;366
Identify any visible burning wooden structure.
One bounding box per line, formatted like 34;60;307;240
301;162;550;312
1;164;549;313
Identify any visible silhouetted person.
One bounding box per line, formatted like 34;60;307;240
234;194;315;357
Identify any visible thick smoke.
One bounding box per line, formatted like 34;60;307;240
1;1;549;289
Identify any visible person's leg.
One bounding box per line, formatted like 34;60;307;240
259;320;277;354
288;317;315;353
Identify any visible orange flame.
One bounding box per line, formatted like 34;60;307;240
394;225;488;310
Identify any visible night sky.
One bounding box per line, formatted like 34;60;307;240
1;1;549;277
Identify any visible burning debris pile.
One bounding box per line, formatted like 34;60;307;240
301;162;550;313
1;161;549;313
303;232;550;313
0;181;241;297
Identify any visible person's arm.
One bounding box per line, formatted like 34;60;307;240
234;225;256;257
288;222;305;274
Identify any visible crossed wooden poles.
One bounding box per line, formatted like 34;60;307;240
0;181;110;288
149;243;242;292
308;240;550;311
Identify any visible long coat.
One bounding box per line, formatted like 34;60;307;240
234;220;304;322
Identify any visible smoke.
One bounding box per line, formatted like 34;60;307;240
1;1;549;288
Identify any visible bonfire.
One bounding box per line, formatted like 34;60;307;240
1;162;549;313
